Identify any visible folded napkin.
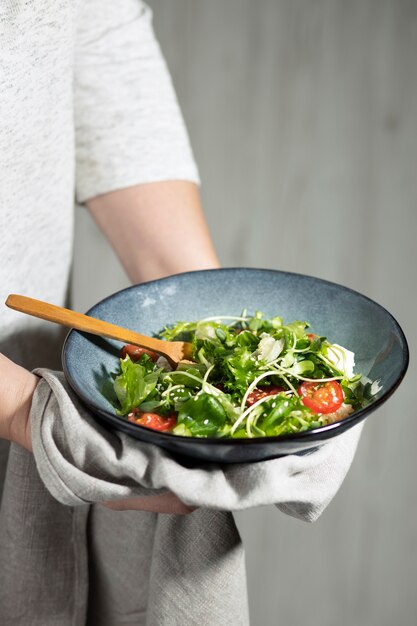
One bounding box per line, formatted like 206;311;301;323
1;369;363;625
31;369;362;516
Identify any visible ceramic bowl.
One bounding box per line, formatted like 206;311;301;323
62;268;409;463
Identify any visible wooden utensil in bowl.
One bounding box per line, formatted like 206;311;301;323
5;294;193;367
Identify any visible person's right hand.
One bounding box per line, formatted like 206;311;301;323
0;353;38;451
0;354;194;514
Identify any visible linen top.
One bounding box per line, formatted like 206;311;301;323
0;0;198;368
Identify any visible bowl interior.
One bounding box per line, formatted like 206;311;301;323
62;269;408;459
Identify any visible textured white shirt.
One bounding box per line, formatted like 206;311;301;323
0;0;198;366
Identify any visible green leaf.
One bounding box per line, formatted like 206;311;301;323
113;356;161;415
162;363;205;388
177;392;227;436
257;395;317;436
224;346;259;396
286;359;315;377
172;423;193;437
232;330;259;349
195;322;224;344
285;320;309;339
160;320;197;342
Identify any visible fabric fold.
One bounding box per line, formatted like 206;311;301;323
0;444;89;626
146;510;249;626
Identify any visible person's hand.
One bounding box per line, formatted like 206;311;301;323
101;492;195;515
0;353;38;451
0;354;193;514
0;354;194;513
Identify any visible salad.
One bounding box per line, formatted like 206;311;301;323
111;311;371;439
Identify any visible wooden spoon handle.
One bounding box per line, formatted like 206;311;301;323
5;294;175;356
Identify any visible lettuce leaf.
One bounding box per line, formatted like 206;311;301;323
114;356;161;415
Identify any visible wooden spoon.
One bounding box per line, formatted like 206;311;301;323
5;294;193;367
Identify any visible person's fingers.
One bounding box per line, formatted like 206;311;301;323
100;492;196;515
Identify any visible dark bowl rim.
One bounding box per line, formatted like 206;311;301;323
62;267;410;446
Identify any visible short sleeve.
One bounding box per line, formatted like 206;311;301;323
74;0;199;204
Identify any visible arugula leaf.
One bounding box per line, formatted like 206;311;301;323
113;356;161;415
224;346;259;396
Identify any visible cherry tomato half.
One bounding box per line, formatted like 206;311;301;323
127;410;177;432
121;344;159;362
298;380;344;414
246;385;284;406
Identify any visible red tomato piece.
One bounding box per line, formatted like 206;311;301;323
128;410;177;432
298;380;344;414
307;333;318;341
246;385;283;406
121;344;159;362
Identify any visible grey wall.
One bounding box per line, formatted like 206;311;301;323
72;2;417;624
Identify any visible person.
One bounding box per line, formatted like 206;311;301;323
0;0;219;513
0;2;363;624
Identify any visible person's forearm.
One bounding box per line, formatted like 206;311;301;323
86;181;220;284
0;353;37;452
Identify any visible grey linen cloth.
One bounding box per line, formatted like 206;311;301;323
7;368;362;625
31;370;363;516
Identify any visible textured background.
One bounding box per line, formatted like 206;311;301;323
72;2;417;624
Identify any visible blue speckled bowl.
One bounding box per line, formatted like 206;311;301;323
62;268;409;463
